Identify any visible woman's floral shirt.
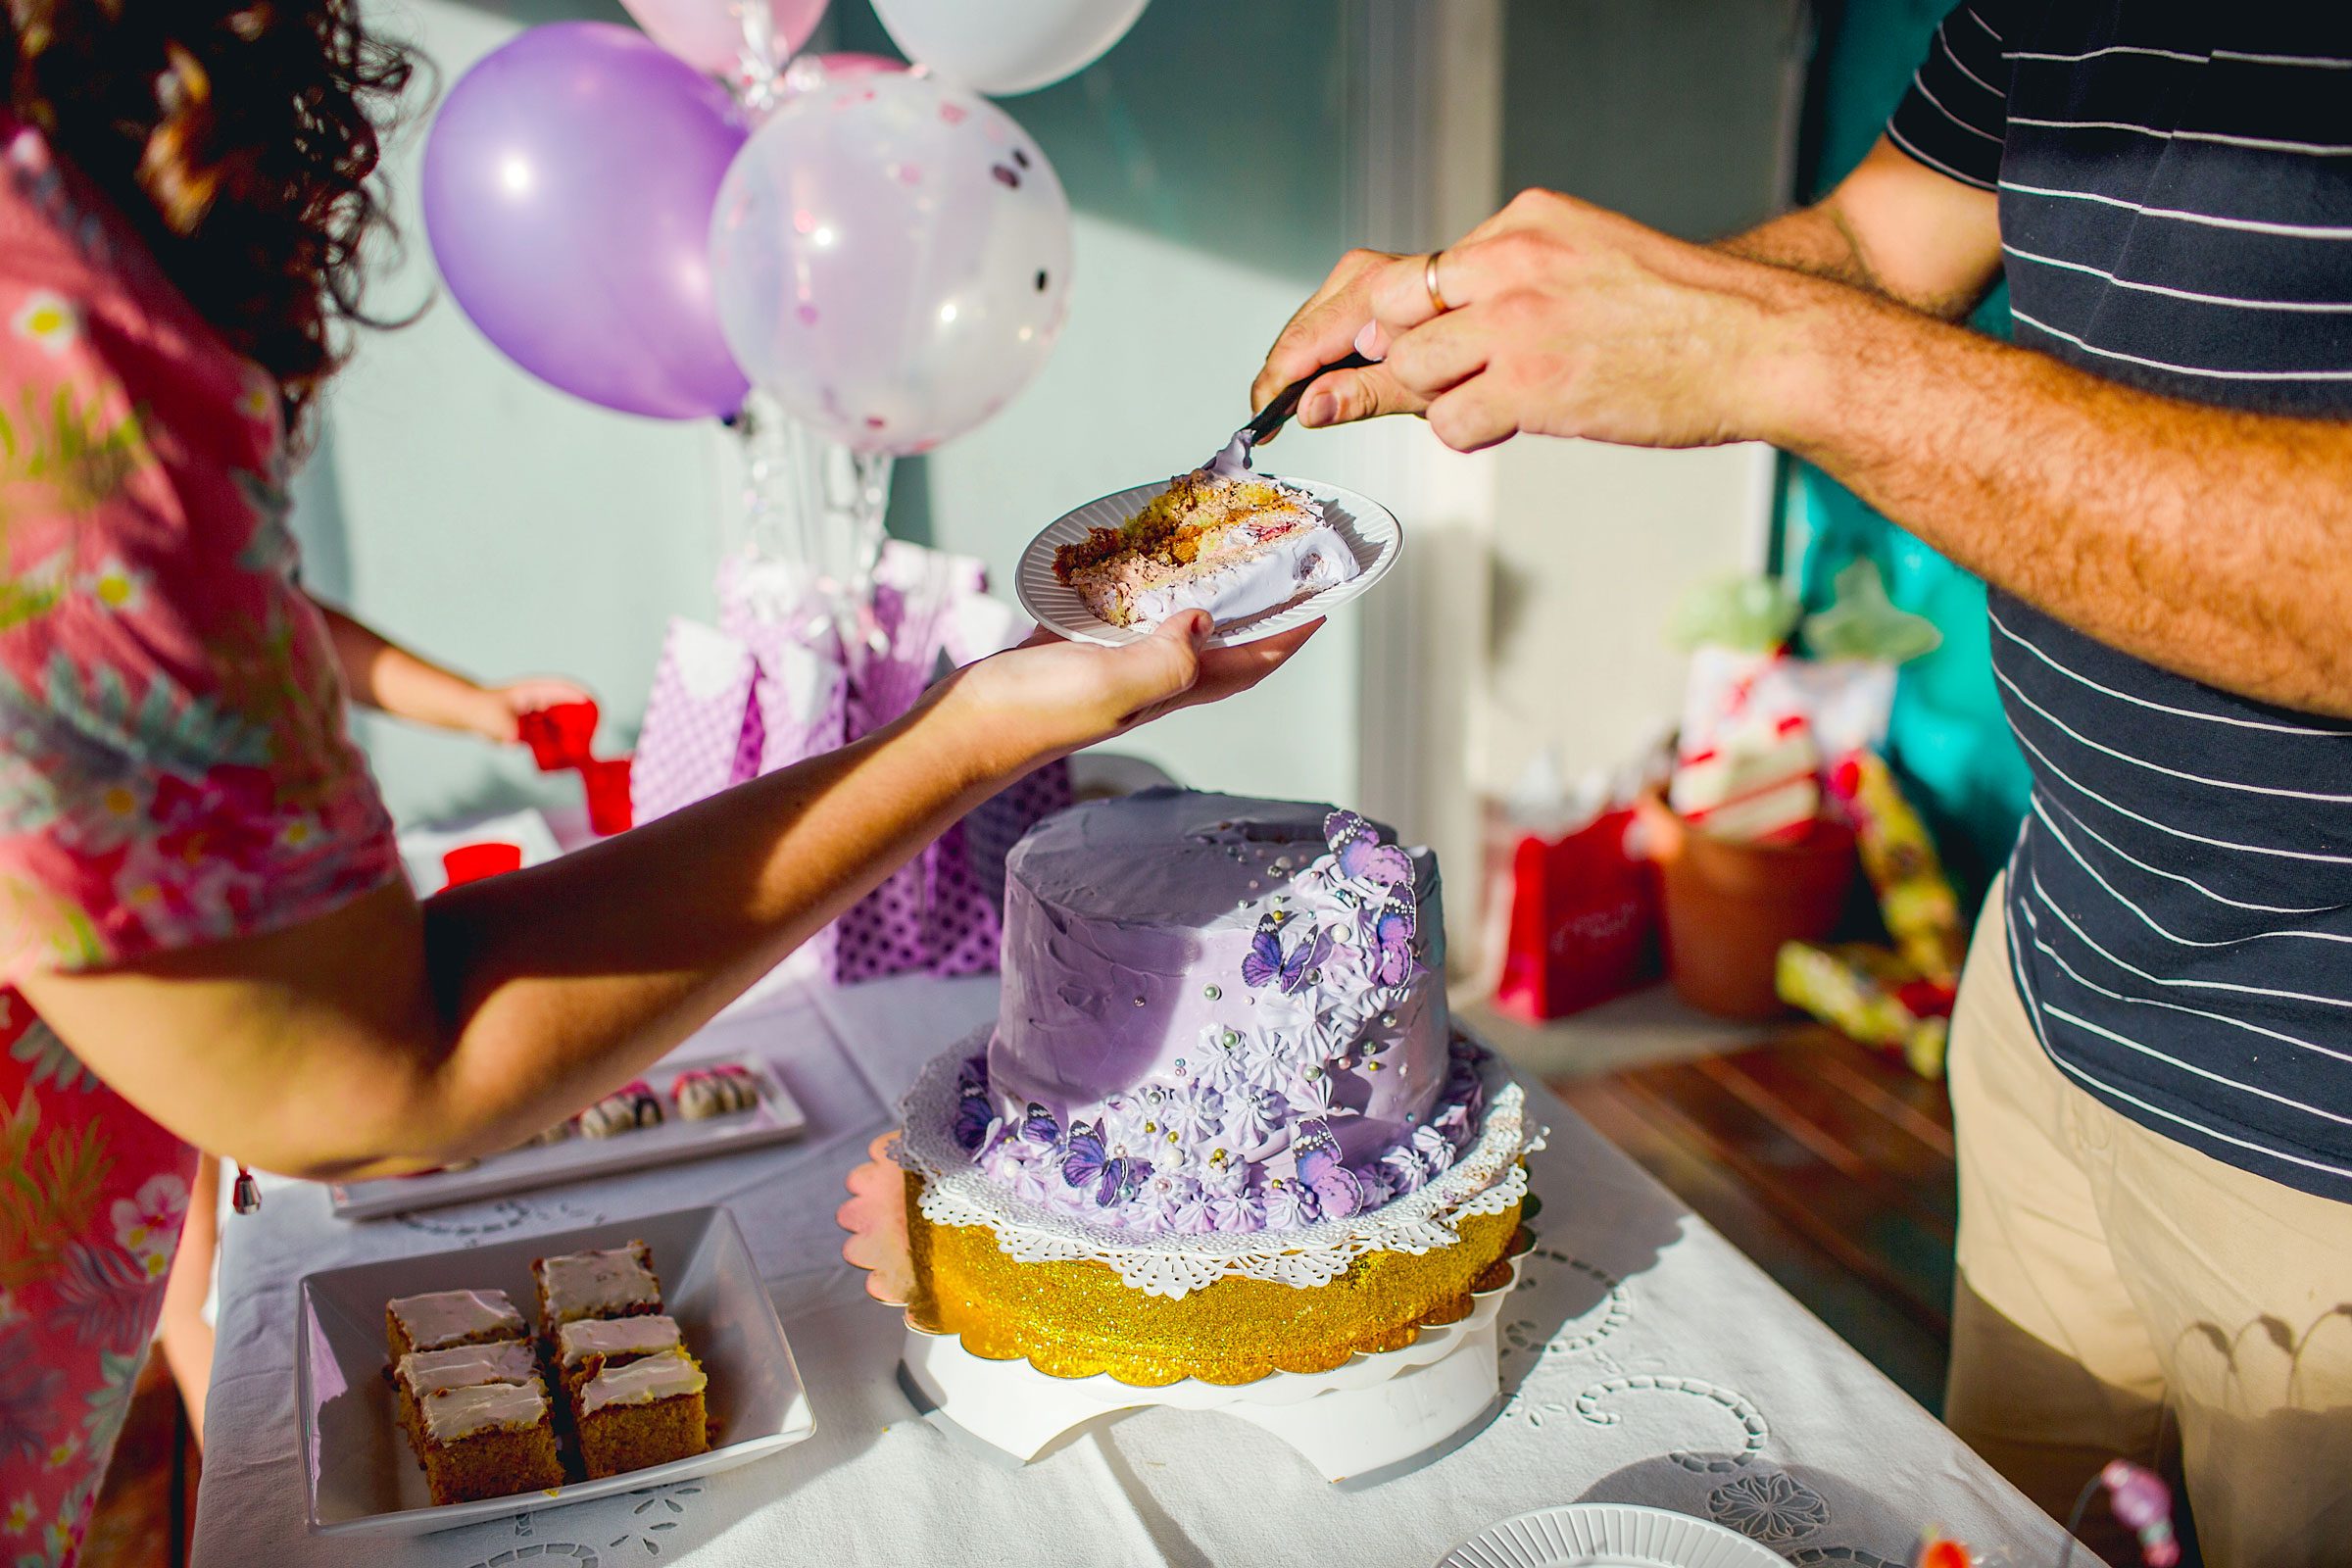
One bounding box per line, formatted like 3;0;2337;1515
0;117;399;1565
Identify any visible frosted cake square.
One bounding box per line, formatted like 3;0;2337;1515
531;1241;662;1332
571;1347;710;1480
411;1375;565;1505
384;1289;527;1363
554;1313;686;1395
393;1338;537;1444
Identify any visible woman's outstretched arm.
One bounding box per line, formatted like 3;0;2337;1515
21;614;1314;1179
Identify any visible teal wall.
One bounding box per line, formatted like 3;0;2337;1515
309;0;1364;828
1784;0;2031;897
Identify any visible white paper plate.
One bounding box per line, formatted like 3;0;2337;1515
327;1051;806;1220
1436;1504;1788;1568
1016;474;1401;649
298;1206;813;1537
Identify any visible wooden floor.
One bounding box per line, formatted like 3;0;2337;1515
1551;1024;1958;1412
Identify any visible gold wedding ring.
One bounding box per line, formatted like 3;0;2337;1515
1423;251;1452;315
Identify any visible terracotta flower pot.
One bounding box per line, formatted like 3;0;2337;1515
1636;791;1857;1019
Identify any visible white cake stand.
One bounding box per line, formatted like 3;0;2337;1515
895;1253;1521;1484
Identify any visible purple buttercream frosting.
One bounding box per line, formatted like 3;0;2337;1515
970;789;1476;1236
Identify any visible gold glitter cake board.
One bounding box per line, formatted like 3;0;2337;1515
840;1133;1530;1480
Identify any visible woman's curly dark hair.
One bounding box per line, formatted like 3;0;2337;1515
2;1;418;448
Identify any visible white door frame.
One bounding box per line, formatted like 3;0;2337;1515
1341;0;1506;964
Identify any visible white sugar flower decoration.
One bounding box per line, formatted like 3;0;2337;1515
1164;1086;1225;1147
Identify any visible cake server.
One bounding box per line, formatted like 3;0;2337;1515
1206;350;1375;477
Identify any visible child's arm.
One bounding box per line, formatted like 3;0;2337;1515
315;597;591;744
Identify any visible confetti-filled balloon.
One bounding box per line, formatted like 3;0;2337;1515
871;0;1148;95
423;23;749;419
708;71;1073;454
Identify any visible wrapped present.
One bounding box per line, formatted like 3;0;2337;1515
1680;644;1897;764
1670;711;1823;844
1800;559;1942;664
1828;750;1966;985
1670;573;1802;654
1775;940;1953;1078
1674;564;1938;767
633;619;771;823
1493;804;1661;1021
632;540;1067;988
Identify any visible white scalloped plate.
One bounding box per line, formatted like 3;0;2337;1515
1015;475;1401;649
1436;1505;1788;1568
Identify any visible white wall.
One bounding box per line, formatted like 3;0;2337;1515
1476;0;1805;799
1482;441;1776;793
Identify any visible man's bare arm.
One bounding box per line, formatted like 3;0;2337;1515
1760;288;2352;715
1254;145;2352;716
1714;137;2005;320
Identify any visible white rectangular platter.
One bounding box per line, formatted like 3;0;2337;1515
329;1054;806;1220
298;1205;813;1537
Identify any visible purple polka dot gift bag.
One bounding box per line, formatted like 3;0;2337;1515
633;539;1067;985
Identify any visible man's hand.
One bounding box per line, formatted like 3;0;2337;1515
1250;247;1434;432
1251;190;1802;454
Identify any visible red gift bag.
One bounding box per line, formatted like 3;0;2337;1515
1493;806;1662;1021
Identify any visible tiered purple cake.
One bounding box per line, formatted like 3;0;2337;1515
899;789;1531;1382
968;789;1479;1234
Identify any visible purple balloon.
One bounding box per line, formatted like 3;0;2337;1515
422;23;750;419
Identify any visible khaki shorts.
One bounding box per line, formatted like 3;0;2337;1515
1945;879;2352;1568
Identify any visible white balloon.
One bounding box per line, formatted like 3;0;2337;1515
870;0;1149;96
709;72;1074;455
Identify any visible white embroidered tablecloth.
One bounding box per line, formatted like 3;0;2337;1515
193;974;2093;1568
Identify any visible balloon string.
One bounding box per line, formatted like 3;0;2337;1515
735;392;894;655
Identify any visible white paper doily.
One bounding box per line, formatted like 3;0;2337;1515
894;1028;1541;1298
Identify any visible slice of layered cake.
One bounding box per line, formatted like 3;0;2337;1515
1053;469;1359;629
412;1376;566;1504
573;1346;710;1480
531;1242;662;1331
385;1289;528;1362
